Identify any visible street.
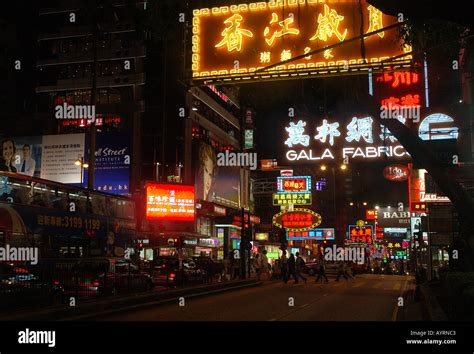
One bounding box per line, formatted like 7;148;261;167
100;274;413;321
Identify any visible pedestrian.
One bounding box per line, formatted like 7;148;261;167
286;253;299;284
223;254;231;281
260;250;270;280
255;253;261;280
295;252;307;284
280;250;288;283
316;254;329;283
335;261;349;281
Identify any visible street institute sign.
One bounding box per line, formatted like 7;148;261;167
191;0;411;83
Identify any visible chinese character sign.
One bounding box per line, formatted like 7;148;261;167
272;209;322;231
282;115;411;163
276;176;311;193
347;225;374;244
146;184;195;221
192;0;410;81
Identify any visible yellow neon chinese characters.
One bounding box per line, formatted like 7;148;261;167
264;12;300;46
310;4;347;43
260;51;271;63
281;49;292;61
215;14;253;52
323;48;334;59
367;5;384;38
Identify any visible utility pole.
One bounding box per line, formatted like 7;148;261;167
88;4;99;190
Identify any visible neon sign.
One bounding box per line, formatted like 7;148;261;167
272;209;322;231
286;228;335;240
276;176;311;193
347;225;374;244
145;184;195;221
192;0;411;82
273;193;312;206
283;116;411;162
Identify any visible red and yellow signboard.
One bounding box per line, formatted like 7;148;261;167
366;209;378;220
272;208;322;231
192;0;411;82
145;184;195;221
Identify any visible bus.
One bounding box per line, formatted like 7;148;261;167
0;171;136;259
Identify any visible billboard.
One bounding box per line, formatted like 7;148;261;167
191;0;411;83
347;225;374;244
195;142;240;209
3;133;131;195
85;133;131;194
3;134;85;184
145;184;195;221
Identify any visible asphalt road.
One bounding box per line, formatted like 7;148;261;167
99;274;414;321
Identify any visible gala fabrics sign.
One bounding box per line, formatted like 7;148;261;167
191;0;411;82
282;117;410;162
145;184;195;222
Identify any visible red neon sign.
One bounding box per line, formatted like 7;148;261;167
145;184;195;221
366;209;378;220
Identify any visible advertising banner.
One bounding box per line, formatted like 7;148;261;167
195;142;240;209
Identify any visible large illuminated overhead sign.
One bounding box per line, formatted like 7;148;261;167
273;192;312;206
347;225;374;245
191;0;411;84
418;113;459;141
145;184;195;221
282;116;411;163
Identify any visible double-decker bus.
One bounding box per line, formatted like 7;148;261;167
0;171;136;258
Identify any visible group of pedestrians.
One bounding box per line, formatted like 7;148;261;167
280;250;307;284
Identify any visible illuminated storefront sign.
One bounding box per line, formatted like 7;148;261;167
145;184;195;221
273;193;312;206
347;225;373;244
255;232;269;241
276;176;311;193
383;227;408;238
383;164;408;182
408;164;450;211
272;209;322;231
418;113;458;141
286;228;334;240
366;209;378;220
192;0;411;83
283;118;410;162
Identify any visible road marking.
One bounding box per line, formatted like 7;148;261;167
268;318;277;321
393;283;401;291
391;279;409;321
300;303;310;308
353;281;365;288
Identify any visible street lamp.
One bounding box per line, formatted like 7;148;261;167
320;165;327;171
363;202;368;206
74;155;89;188
340;164;347;170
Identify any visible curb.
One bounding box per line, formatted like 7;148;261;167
419;283;448;321
1;279;261;321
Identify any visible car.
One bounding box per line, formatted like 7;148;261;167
0;263;64;309
149;256;204;287
191;256;224;282
51;257;153;297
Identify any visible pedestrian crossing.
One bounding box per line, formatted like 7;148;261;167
274;277;406;291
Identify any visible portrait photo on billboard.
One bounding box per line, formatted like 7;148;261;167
194;142;240;209
0;136;42;177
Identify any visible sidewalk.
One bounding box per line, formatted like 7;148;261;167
0;278;261;321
